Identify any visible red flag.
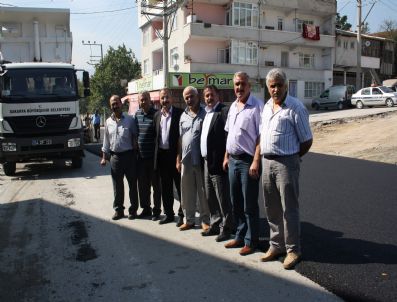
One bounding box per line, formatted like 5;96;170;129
303;24;320;40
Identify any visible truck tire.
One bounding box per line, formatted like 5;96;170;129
2;161;16;176
71;157;83;169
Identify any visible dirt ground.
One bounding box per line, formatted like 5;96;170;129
311;110;397;165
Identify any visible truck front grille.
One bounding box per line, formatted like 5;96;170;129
6;115;74;135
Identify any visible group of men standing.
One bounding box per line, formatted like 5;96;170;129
100;68;312;270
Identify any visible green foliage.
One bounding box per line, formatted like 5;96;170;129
336;13;352;31
89;44;141;113
361;22;370;34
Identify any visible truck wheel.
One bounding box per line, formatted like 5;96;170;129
314;103;320;111
337;102;344;110
2;161;16;176
71;157;83;169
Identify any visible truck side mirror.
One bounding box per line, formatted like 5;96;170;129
83;71;90;88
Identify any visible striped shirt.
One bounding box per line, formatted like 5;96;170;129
260;95;312;156
135;107;157;159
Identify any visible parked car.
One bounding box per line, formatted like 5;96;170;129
351;86;397;109
311;85;355;110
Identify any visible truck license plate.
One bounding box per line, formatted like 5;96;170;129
32;139;52;146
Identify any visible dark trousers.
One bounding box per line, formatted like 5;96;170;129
228;156;260;247
94;124;100;140
157;149;183;218
204;159;234;234
138;157;161;215
110;151;138;214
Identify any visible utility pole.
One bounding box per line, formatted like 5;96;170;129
356;0;362;91
82;40;103;65
139;0;184;87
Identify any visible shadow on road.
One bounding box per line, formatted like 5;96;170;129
301;222;397;265
0;198;335;302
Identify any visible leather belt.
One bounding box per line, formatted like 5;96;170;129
230;153;252;160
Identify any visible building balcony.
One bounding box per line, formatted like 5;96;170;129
184;23;335;49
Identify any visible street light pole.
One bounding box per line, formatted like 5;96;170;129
356;0;362;91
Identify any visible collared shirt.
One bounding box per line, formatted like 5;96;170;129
180;106;206;165
225;94;263;156
260;94;312;156
135;107;157;159
102;112;138;154
200;102;220;158
159;106;173;149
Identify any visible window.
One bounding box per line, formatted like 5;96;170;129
337;39;341;47
350;41;355;49
372;88;382;95
218;47;230;63
361;88;370;95
343;41;348;49
143;59;149;75
170;47;179;67
232;2;258;27
281;52;289;67
231;40;258;65
299;53;315;68
171;13;178;31
142;27;149;46
304;82;324;98
0;22;22;37
277;18;283;31
296;19;313;32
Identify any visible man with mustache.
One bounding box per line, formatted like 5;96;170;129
101;95;139;220
259;68;312;269
223;72;263;256
176;86;210;231
153;88;184;226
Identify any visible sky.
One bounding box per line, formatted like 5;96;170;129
3;0;397;75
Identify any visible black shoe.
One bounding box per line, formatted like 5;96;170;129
112;211;124;220
201;227;220;237
152;214;160;221
176;216;184;227
159;215;174;224
137;210;152;219
128;213;137;220
216;232;231;242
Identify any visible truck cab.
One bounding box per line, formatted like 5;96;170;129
0;62;90;176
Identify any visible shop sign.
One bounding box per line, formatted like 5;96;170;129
136;76;153;92
169;73;234;89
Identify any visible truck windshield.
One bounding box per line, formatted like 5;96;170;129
2;68;77;99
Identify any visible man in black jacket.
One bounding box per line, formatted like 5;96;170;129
200;85;234;241
154;88;184;226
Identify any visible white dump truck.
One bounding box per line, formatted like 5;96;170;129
0;61;90;175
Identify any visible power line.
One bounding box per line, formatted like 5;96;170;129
71;6;136;15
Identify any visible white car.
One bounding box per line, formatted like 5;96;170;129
351;86;397;109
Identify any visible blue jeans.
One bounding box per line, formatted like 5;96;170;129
228;155;260;247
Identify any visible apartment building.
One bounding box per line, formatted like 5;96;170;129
127;0;336;107
334;29;396;88
0;6;72;63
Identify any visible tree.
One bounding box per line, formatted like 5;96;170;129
336;13;352;31
89;44;141;113
379;19;397;41
361;21;370;34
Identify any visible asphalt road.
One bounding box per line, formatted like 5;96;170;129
87;107;397;301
